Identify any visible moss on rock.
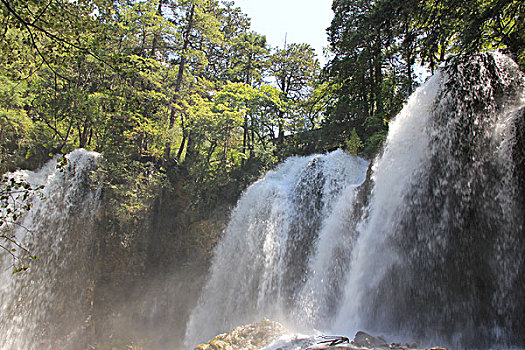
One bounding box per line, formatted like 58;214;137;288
194;319;288;350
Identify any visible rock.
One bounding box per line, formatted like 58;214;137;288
352;331;388;348
193;318;288;350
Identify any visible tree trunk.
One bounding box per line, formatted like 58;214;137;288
164;3;196;160
176;134;187;160
185;132;197;165
242;114;248;165
174;4;195;94
149;0;164;58
277;111;285;144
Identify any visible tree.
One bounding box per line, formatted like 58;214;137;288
326;0;399;156
199;1;253;82
163;0;224;160
269;43;320;150
227;31;269;85
325;0;525;156
417;0;525;69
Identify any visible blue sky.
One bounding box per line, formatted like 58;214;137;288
232;0;334;63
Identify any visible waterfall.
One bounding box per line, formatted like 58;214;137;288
0;149;102;350
334;52;525;347
332;70;442;337
186;52;525;349
184;150;369;347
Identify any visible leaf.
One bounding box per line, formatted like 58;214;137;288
12;265;29;274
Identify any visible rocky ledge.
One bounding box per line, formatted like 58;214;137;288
193;319;448;350
194;318;288;350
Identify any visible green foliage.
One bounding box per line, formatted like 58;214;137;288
101;158;168;222
345;128;364;156
325;0;525;157
0;0;328;262
225;32;269;84
1;0;519;202
0;111;34;172
270;43;320;100
417;0;525;69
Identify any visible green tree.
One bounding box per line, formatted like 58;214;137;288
227;31;269;85
269;43;320;149
326;0;524;157
163;0;224;160
326;0;396;155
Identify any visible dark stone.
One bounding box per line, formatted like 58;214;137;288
353;331;388;348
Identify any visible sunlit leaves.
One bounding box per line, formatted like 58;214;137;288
270;43;320;100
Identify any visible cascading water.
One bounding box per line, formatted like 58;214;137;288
335;52;525;347
186;52;525;349
0;149;102;350
332;70;442;339
184;150;369;347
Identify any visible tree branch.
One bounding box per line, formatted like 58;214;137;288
0;0;114;69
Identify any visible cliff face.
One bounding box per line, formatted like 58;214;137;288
86;162;237;350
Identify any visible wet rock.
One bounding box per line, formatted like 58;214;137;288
193;318;288;350
352;331;388;348
388;343;422;350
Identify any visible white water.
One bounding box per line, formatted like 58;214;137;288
0;149;101;350
183;72;442;349
184;150;369;347
332;72;441;334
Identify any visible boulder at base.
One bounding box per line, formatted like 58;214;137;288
352;331;388;348
193;318;288;350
